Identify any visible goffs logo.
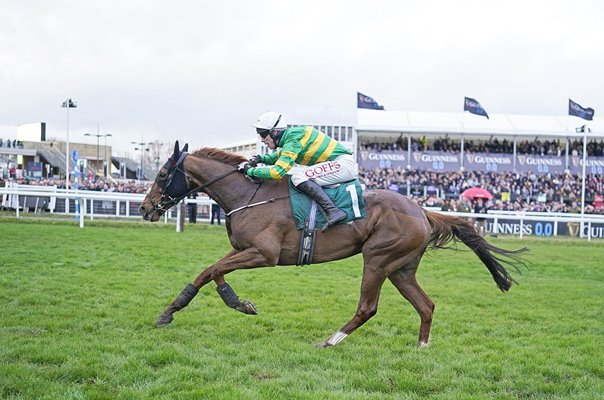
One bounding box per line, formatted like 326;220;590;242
305;161;341;178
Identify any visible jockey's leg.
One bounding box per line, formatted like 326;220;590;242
290;155;358;231
294;179;346;231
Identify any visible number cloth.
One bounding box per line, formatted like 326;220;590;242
289;178;366;230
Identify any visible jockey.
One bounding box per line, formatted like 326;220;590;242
237;111;358;231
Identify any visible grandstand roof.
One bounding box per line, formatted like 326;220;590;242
356;109;604;139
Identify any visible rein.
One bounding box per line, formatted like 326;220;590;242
154;152;238;213
156;153;288;217
182;169;238;202
225;195;290;217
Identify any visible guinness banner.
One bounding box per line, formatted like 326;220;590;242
569;156;604;175
486;218;604;238
358;150;407;169
515;154;566;173
411;151;460;171
465;153;514;172
358;150;586;174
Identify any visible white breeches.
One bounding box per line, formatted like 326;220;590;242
288;154;358;186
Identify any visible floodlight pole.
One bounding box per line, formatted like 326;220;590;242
104;133;112;177
62;98;77;214
85;127;112;178
579;125;590;240
94;124;100;174
131;139;151;180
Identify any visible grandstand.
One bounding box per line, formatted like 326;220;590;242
354;109;603;214
3;108;604;238
0;138;153;181
214;110;604;215
356;109;604;173
356;109;604;138
2;110;603;218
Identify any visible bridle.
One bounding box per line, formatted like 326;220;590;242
150;151;289;219
152;151;238;214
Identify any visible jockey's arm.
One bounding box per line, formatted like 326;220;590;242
259;151;280;165
247;140;302;180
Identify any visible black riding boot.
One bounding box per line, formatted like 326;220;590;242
296;180;347;231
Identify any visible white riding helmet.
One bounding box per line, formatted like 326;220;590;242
252;111;287;131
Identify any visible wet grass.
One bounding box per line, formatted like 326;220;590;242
0;218;603;399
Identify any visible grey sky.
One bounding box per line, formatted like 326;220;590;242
1;0;602;158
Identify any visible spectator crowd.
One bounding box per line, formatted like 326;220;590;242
3;167;602;215
360;137;604;156
1;177;150;194
0;138;24;149
360;167;603;214
2;137;603;215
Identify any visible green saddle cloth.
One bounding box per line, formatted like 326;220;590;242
288;179;367;230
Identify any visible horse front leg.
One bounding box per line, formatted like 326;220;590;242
156;248;272;327
214;276;258;315
156;283;199;326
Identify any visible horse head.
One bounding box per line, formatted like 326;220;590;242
140;140;189;221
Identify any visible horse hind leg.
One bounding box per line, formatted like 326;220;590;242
388;265;435;348
318;269;387;348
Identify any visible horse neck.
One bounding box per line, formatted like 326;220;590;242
184;156;258;212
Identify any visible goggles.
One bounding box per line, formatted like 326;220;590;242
256;114;282;139
256;128;271;138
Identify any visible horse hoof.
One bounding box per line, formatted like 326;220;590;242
316;341;331;349
418;341;430;349
236;300;258;315
156;312;174;327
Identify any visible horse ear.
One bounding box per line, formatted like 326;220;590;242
172;141;180;159
182;143;189;152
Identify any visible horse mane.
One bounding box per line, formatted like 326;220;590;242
190;147;247;165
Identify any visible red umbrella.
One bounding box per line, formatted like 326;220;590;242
461;187;493;200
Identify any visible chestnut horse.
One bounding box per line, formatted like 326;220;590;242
139;142;526;348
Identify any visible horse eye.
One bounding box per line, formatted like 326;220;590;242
158;171;167;179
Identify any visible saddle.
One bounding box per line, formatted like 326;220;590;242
288;178;367;265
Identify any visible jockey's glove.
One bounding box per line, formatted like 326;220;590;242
237;161;251;174
249;154;262;167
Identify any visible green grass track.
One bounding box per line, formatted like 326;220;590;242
1;218;603;399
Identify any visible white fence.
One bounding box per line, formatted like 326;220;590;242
436;210;604;241
1;183;215;228
2;183;603;239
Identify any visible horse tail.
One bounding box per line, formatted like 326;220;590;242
423;210;528;292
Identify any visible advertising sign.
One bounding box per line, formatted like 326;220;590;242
515;154;565;174
486;218;604;238
465;153;514;172
358;150;407;169
411;151;459;172
569;156;604;175
358;150;604;175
